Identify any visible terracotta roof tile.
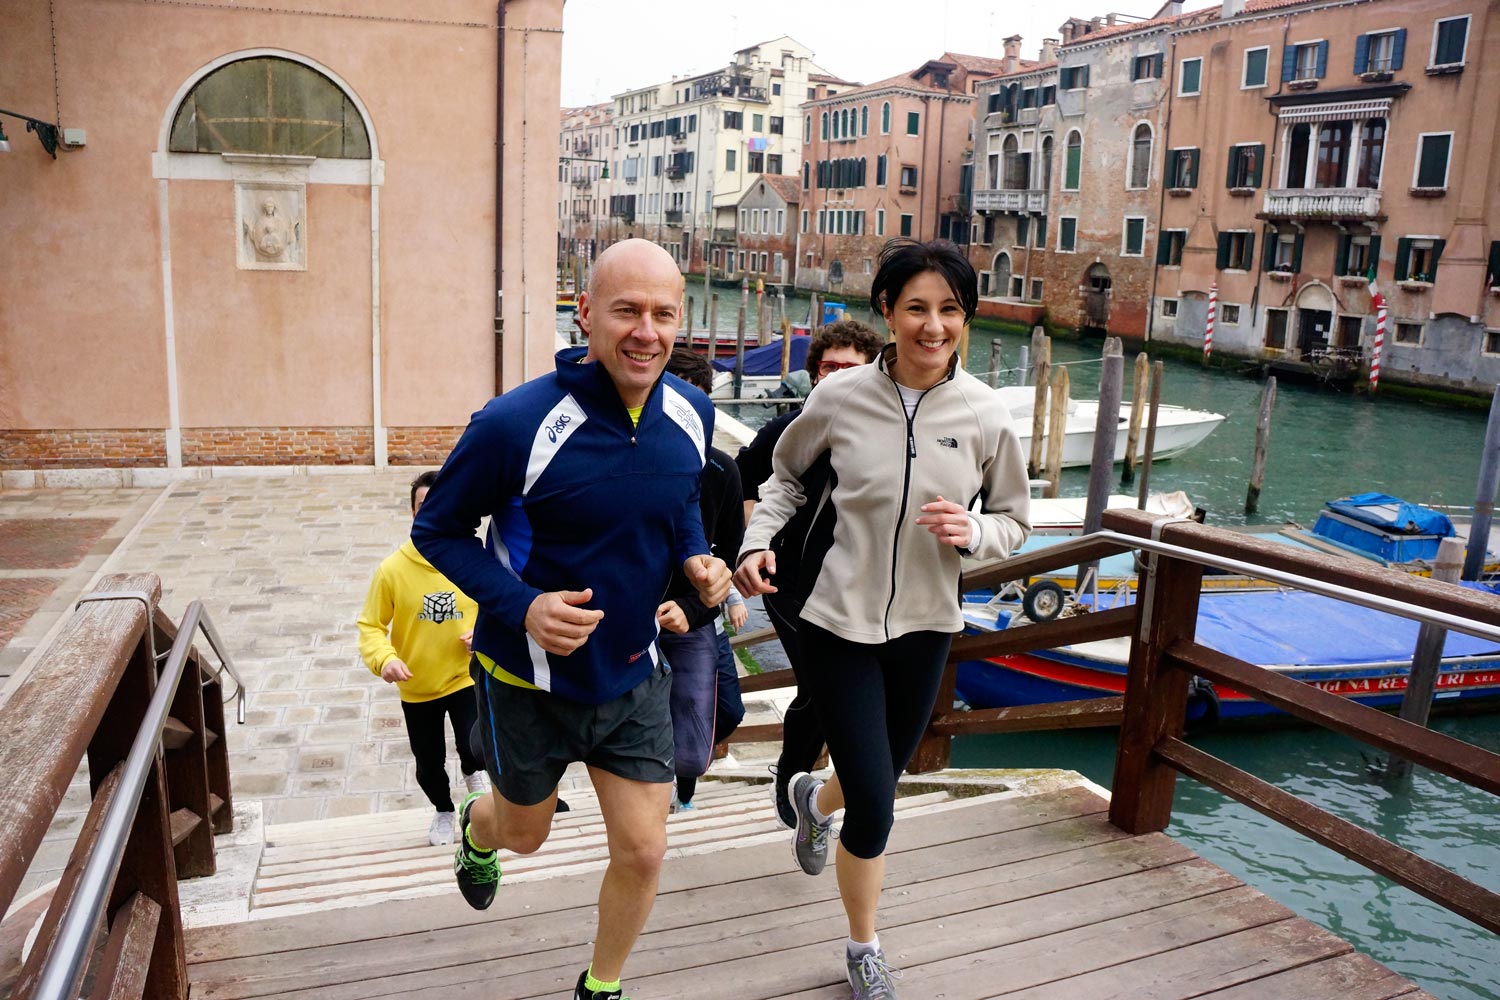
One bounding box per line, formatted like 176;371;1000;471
758;174;802;203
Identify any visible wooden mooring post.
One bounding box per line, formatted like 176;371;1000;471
1078;339;1123;590
706;295;719;357
1463;385;1500;580
1384;536;1465;780
989;338;1003;389
1136;361;1164;508
1245;377;1277;516
1123;352;1149;485
1044;366;1069;498
685;296;694;340
734;294;747;398
1029;332;1051;479
779;317;793;380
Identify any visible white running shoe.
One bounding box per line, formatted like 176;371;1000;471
464;771;490;796
429;810;457;846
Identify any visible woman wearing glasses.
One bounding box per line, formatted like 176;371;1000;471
734;239;1030;1000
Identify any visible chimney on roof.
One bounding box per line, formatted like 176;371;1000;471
1003;34;1023;74
1221;0;1246;16
1040;37;1059;63
1155;0;1184;14
1059;20;1074;44
1106;12;1117;25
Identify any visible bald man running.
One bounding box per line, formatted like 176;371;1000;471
414;239;732;1000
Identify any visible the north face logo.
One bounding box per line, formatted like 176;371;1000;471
937;436;958;449
419;592;463;623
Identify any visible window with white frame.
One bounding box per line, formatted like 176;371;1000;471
775;209;785;235
876;209;885;236
1161;299;1179;318
1220;304;1242;324
1059;216;1077;252
1362;30;1403;73
1242;46;1269;88
1178;57;1203;95
1431;15;1469;68
1413;132;1452;190
801;210;809;233
1273;233;1297;269
900;213;913;237
1030;278;1044;301
1123;217;1146;256
1290;41;1325;80
1485;329;1500;356
1128;123;1152;189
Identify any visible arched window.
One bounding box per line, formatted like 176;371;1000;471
1002;135;1024;190
1129;123;1152;189
169;56;369;157
841;109;851;138
1040;136;1054;191
821;112;829;140
803;161;810;190
1064;130;1083;191
858;157;867;186
804;114;811;142
881;102;891;135
861;105;869;135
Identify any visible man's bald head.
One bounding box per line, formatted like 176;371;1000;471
587;239;684;301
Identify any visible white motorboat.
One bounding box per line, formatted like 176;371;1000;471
996;385;1224;468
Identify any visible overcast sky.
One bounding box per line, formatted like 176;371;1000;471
559;0;1173;107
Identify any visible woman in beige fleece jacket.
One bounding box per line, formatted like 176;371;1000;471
734;239;1031;1000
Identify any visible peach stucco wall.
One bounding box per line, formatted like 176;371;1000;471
0;0;540;441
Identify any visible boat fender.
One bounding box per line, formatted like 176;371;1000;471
1185;675;1221;731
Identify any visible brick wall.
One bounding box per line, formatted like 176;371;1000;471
0;429;168;469
181;427;373;466
387;426;465;466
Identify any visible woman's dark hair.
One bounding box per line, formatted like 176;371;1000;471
410;470;439;511
868;238;979;323
666;344;715;394
806;318;885;377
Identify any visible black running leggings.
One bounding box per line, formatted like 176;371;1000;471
400;686;484;813
797;621;953;859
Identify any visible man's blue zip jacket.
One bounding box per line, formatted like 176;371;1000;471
412;346;714;705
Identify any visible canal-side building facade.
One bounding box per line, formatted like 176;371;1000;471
608;37;853;275
1149;0;1500;395
798;53;1005;299
726;175;802;285
558;103;614;264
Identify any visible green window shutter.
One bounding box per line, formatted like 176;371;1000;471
1154;53;1164;78
1159;234;1173;265
1226;146;1237;188
1354;34;1370;74
1291;233;1304;273
1417;135;1451;188
1250;144;1265;187
1488;241;1500;286
1368;235;1382;279
1188;148;1200;188
1431;239;1446;276
1394;238;1412;281
1216;233;1230;270
1245;232;1256;269
1336;234;1351;276
1263;231;1278;270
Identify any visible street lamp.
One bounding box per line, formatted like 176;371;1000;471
0;108;62;157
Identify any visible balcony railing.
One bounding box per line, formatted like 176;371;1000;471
973;188;1048;214
666;165;686;180
1261;187;1382;220
571;176;591;188
664;209;684;224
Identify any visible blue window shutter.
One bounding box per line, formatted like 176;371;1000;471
1315;41;1329;78
1282;46;1297;82
1391;29;1406;70
1354;34;1370;73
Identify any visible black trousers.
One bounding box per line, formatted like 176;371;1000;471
797;621;953;859
764;596;827;778
400;686;484;813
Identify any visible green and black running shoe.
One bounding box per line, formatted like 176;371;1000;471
453;791;500;910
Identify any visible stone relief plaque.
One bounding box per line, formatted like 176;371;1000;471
236;182;306;270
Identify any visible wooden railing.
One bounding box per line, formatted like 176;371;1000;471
0;574;240;1000
727;507;1500;933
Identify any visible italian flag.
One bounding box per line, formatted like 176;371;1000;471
1366;263;1383;309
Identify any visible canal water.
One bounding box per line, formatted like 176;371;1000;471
563;289;1500;999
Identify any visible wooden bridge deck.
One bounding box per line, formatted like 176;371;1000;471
184;784;1433;1000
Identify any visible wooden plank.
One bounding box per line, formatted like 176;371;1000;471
947;604;1135;661
165;635;217;879
1102;508;1500;630
1193;949;1430;1000
12;766;124;997
160;718;195;751
1109;552;1203;834
1157;736;1500;935
770;886;1290;1000
728;625;778;650
737;666;796;694
169;809;204;848
930;697;1125;736
88;891;162;1000
186;786;1107;962
1167;641;1500;795
726;721;783;743
0;573;159;909
960;535;1132;593
201;836;1209;1000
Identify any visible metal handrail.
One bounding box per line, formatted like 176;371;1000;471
194;606;248;725
968;529;1500;645
32;600;216;1000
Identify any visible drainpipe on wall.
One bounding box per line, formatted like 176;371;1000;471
1252;14;1294;331
1145;36;1178;344
494;0;506;395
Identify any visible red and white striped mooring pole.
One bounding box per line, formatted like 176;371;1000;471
1203;281;1218;361
1369;271;1385;392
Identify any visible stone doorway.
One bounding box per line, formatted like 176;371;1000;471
1084;263;1112;329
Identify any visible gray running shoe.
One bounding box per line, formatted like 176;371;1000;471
789;771;832;875
846;949;903;1000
